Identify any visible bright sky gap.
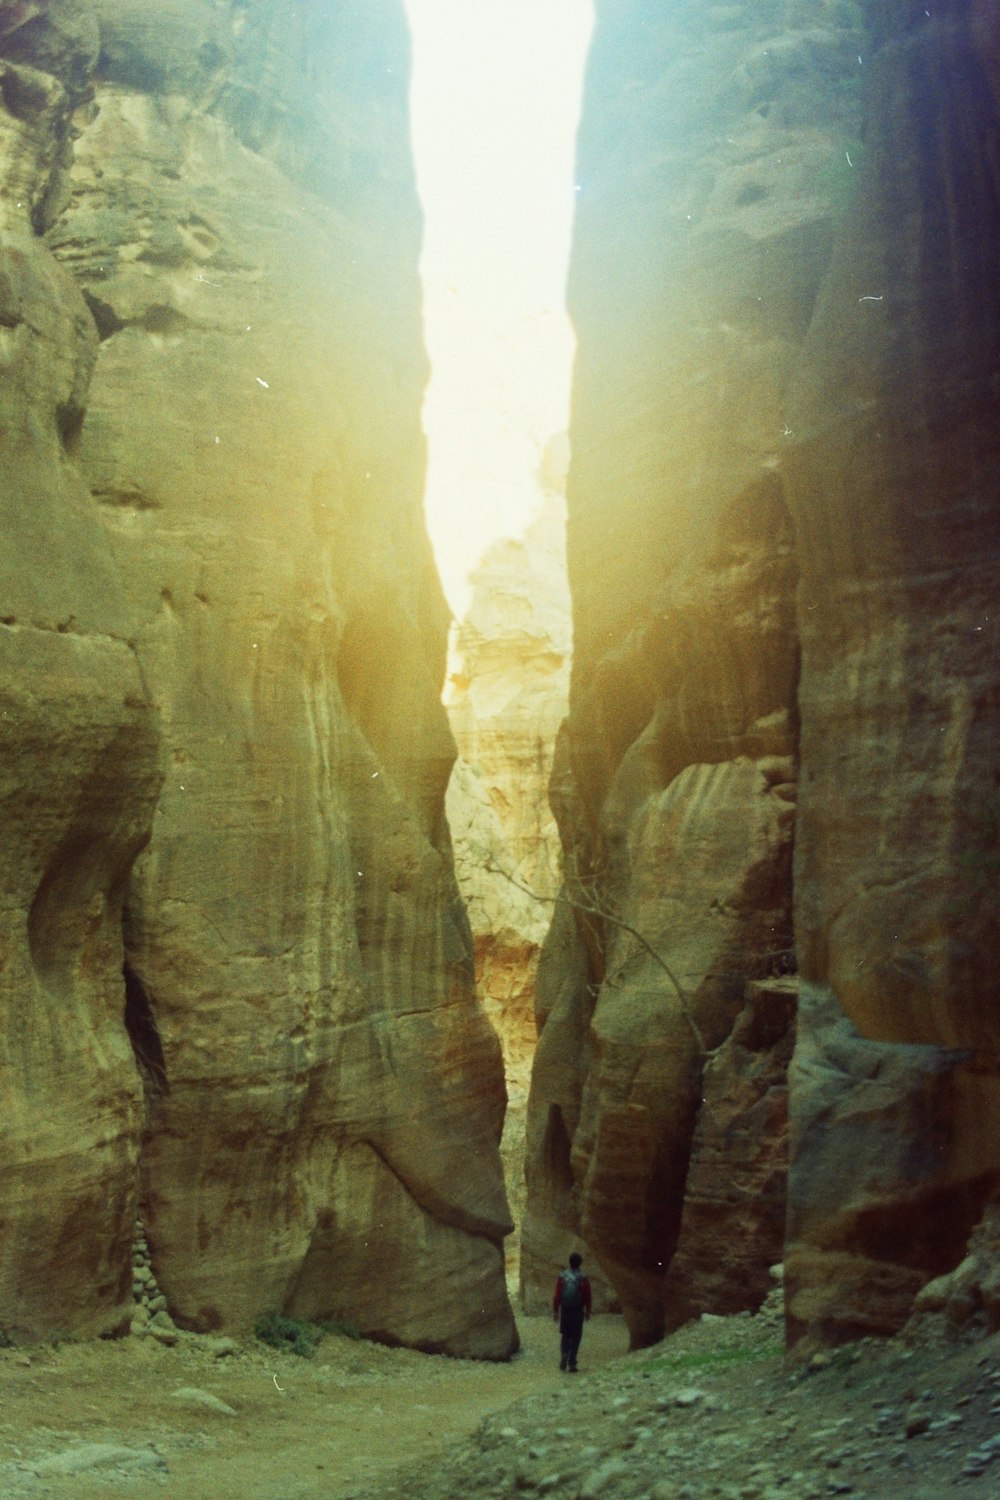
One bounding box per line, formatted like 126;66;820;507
403;0;595;620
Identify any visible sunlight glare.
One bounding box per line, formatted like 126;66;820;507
403;0;594;619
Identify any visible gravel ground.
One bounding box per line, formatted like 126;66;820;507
353;1292;1000;1500
3;1293;1000;1500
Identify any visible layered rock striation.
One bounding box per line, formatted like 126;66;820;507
782;0;1000;1352
525;0;1000;1355
0;0;163;1344
524;0;850;1344
0;0;515;1359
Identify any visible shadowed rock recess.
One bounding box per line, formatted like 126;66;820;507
0;0;516;1360
523;0;1000;1353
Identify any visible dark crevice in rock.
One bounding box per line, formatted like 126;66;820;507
55;400;85;456
0;59;51;121
123;961;169;1103
542;1104;574;1197
91;485;161;511
83;289;192;345
82;289;124;342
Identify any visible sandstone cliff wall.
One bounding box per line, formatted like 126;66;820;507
524;0;853;1343
525;0;1000;1355
782;0;1000;1352
0;0;515;1359
0;0;164;1343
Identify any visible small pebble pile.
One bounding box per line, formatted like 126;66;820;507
129;1221;181;1346
128;1222;239;1360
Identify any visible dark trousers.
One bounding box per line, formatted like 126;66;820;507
559;1308;585;1368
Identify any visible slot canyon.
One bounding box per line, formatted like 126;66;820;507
1;2;999;1499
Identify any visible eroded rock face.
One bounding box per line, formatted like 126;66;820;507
0;0;162;1342
663;976;796;1330
782;0;1000;1353
527;0;1000;1356
1;0;516;1359
523;2;858;1345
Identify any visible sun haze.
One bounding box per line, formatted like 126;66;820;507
403;0;595;619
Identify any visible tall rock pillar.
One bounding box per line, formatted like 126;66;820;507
0;0;162;1340
523;2;860;1345
783;2;1000;1350
0;0;516;1359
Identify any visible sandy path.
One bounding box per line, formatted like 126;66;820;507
0;1314;629;1500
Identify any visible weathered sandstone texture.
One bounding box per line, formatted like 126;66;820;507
663;976;796;1330
445;494;570;1279
527;0;1000;1356
782;0;1000;1353
906;1198;1000;1344
0;0;163;1342
523;1;859;1344
0;0;516;1359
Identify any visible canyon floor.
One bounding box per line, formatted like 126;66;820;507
2;1298;1000;1500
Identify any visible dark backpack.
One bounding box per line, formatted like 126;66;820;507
560;1269;584;1309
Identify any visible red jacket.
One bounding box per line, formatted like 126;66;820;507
553;1269;592;1316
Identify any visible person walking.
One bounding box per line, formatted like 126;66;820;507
553;1251;591;1372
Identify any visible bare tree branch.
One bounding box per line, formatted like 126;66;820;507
480;855;708;1056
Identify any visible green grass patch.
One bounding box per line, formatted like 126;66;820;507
254;1312;363;1358
255;1313;329;1359
642;1341;783;1375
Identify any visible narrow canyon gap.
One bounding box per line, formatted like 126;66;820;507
403;0;592;1285
0;0;998;1371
